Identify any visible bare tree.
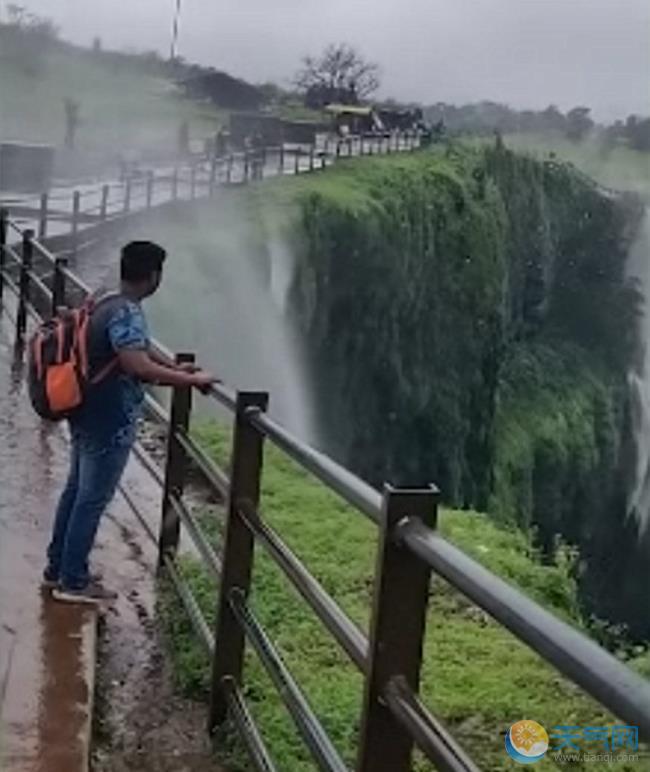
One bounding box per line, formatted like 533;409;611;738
295;43;380;106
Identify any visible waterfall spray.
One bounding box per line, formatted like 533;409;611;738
625;207;650;534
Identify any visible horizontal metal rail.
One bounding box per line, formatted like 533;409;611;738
385;677;480;772
26;269;52;303
168;492;223;580
207;381;238;412
229;588;349;772
397;517;650;740
144;392;170;425
2;244;22;265
0;269;20;300
117;481;158;547
175;428;230;500
131;440;166;489
248;408;381;524
61;265;91;295
163;553;215;657
238;498;369;673
222;676;279;772
31;238;57;262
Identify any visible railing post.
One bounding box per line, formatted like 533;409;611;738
209;155;218;197
356;485;438;772
16;229;34;343
159;352;195;567
124;176;132;214
52;257;68;316
71;191;80;257
336;140;341;158
0;208;7;306
146;170;154;209
209;390;269;731
100;184;109;221
38;193;48;240
294;148;300;175
227;154;234;184
243;152;250;183
279;144;285;174
309;145;315;172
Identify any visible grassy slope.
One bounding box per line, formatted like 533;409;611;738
0;46;224;162
160;420;646;772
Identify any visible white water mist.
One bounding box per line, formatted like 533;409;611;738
626;206;650;534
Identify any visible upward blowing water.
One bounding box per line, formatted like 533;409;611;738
626;206;650;535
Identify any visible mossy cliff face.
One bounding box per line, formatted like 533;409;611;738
283;145;646;636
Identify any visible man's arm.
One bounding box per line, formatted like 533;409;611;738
148;347;198;371
117;349;215;390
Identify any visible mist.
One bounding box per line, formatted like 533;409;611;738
14;0;650;121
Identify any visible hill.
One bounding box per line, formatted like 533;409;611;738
0;20;224;178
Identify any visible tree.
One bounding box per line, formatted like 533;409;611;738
1;4;58;77
294;43;380;108
624;115;650;151
565;106;594;141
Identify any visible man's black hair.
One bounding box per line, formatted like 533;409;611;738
121;241;167;282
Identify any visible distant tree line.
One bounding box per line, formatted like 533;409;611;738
424;100;649;152
604;115;650;152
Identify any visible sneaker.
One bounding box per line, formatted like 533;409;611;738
42;569;103;591
41;570;59;590
52;581;118;606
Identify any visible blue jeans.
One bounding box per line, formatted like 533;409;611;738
46;431;132;590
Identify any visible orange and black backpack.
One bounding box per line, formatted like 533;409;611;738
28;295;121;421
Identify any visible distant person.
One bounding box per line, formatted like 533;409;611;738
177;120;190;155
215;129;227;158
43;241;217;603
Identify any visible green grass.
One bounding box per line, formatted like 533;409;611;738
159;419;648;772
0;46;225;165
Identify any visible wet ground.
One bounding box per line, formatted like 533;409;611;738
0;308;226;770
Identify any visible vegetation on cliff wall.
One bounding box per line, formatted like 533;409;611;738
273;145;646;637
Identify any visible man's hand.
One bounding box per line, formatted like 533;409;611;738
190;371;220;394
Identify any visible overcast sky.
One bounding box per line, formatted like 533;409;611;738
13;0;650;121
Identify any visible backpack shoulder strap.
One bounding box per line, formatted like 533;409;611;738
83;292;132;386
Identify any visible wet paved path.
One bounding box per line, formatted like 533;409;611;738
0;311;227;771
0;321;97;772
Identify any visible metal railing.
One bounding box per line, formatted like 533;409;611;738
1;129;422;254
1;208;649;772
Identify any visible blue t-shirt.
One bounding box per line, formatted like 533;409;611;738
70;297;149;449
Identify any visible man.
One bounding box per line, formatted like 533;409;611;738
44;241;215;603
